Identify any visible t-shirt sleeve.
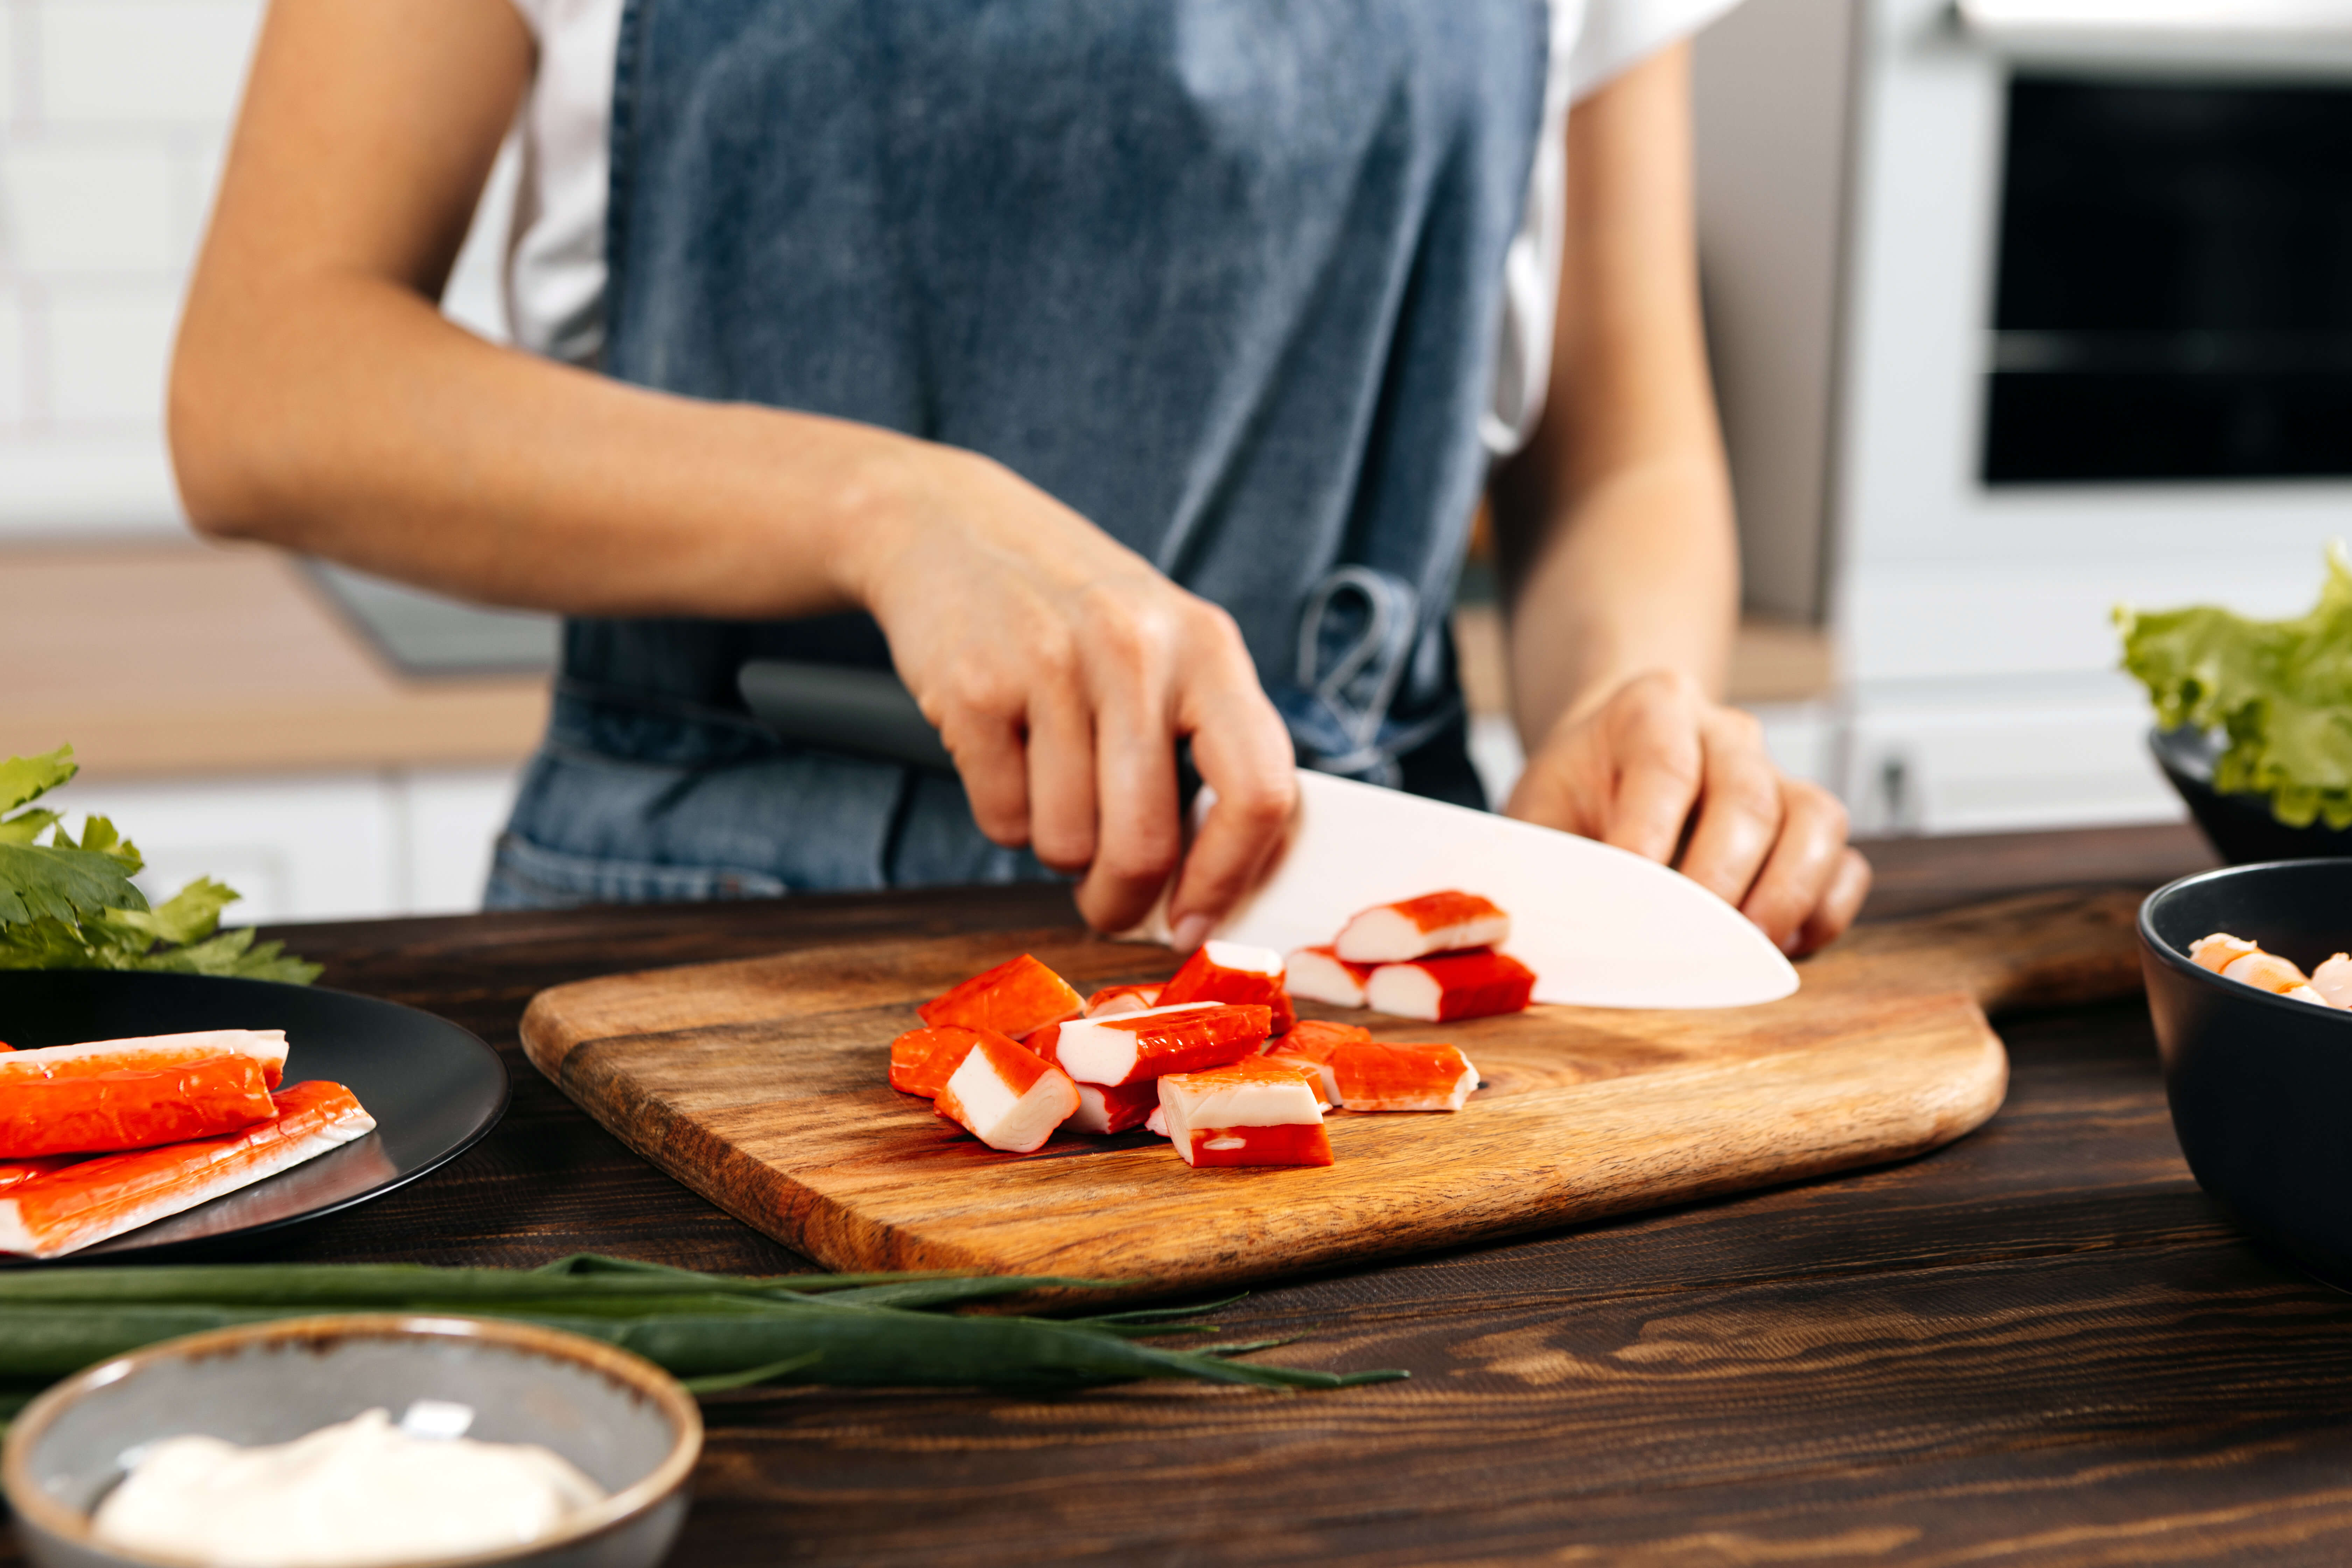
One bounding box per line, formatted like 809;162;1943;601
1565;0;1748;100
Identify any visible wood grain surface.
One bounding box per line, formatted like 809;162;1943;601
21;822;2338;1567
516;887;2145;1295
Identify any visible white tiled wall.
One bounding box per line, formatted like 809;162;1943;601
0;0;262;537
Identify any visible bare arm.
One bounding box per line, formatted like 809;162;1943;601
173;0;1296;936
1489;44;1867;953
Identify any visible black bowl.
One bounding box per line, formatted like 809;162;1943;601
2148;726;2352;864
2140;860;2352;1286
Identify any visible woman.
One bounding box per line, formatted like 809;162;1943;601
172;0;1869;954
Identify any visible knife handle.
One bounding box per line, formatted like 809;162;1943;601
736;660;957;773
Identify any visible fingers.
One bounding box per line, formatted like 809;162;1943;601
1595;672;1705;863
1736;780;1850;953
1164;640;1297;943
1674;707;1784;908
1073;678;1182;935
1791;847;1872;958
1022;641;1098;873
935;700;1031;849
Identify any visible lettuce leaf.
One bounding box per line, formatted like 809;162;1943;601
2117;543;2352;830
0;746;318;982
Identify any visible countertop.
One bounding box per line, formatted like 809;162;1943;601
14;820;2343;1567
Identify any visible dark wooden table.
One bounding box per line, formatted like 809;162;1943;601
30;821;2352;1565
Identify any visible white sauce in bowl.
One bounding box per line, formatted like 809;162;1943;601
90;1407;607;1567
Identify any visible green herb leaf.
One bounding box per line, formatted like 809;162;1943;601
2119;542;2352;829
0;746;75;815
0;841;150;926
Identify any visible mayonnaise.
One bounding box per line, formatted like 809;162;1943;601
91;1407;607;1567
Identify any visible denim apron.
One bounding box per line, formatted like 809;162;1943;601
490;0;1548;909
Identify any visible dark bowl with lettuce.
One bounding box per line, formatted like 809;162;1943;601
2122;547;2352;865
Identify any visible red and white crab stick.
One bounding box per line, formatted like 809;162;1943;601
1029;1002;1272;1088
0;1031;293;1158
1284;945;1373;1008
888;1025;1006;1099
1155;941;1295;1034
918;954;1084;1040
1066;1079;1162;1135
1083;984;1162;1019
1330;1042;1480;1112
932;1033;1080;1154
1334;891;1510;964
1157;1058;1332;1168
1365;950;1535;1023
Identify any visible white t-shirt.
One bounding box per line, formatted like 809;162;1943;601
503;0;1739;455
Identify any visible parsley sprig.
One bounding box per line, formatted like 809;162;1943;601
0;746;318;983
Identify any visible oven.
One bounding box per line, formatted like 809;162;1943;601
1695;0;2352;831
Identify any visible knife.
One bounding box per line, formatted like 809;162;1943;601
738;658;1800;1009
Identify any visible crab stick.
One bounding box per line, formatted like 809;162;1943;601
0;1053;279;1158
1155;941;1296;1034
0;1030;288;1090
933;1033;1080;1153
1334;891;1510;964
1029;1002;1272;1087
917;954;1084;1039
1365;950;1535;1022
2315;954;2352;1009
1156;1059;1332;1168
0;1156;80;1195
1285;946;1374;1007
1084;983;1162;1018
1066;1079;1163;1135
1329;1042;1480;1112
0;1081;376;1260
2188;932;2343;1009
888;1025;1009;1099
1262;1019;1372;1104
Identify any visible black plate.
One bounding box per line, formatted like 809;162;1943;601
0;970;507;1261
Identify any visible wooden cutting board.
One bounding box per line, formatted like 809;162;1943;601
519;888;2147;1296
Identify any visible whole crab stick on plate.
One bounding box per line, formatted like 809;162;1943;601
1285;946;1374;1008
933;1033;1080;1154
0;1156;81;1196
888;1025;1010;1099
0;1053;279;1158
1155;941;1295;1034
0;1080;375;1260
0;1030;288;1089
1030;1002;1272;1088
1334;891;1510;965
1365;950;1536;1022
1083;983;1162;1018
1329;1042;1480;1112
917;954;1084;1040
1156;1058;1333;1168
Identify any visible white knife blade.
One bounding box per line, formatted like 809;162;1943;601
1135;769;1798;1009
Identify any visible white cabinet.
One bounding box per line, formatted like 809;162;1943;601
59;766;523;925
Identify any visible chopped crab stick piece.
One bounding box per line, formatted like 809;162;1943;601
1334;891;1510;964
2188;933;2259;973
0;1082;376;1260
1157;1059;1332;1168
917;954;1083;1039
933;1034;1080;1154
0;1053;278;1158
1029;1002;1271;1087
1365;949;1535;1022
888;1026;1009;1099
1084;984;1162;1018
1329;1042;1480;1112
2221;951;2310;995
1144;1105;1169;1138
0;1030;288;1090
1156;941;1295;1034
1285;945;1374;1007
2314;954;2352;1008
1067;1078;1162;1135
1262;1019;1373;1105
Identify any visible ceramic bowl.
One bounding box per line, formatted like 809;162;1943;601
2;1315;701;1568
2147;726;2352;864
2140;860;2352;1286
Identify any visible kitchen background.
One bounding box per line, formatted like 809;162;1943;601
0;0;2342;921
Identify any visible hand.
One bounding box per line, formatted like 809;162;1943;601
848;445;1297;938
1504;671;1869;956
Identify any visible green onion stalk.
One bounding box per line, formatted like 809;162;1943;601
0;1255;1403;1426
